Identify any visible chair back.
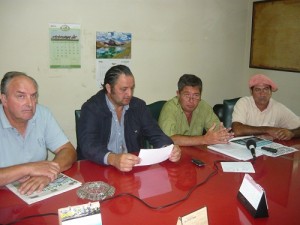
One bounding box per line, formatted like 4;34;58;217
74;110;84;160
213;104;224;123
223;97;240;128
75;110;81;135
147;100;166;121
143;100;166;148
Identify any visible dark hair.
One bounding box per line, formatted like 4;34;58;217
177;74;202;92
0;71;38;95
101;65;133;93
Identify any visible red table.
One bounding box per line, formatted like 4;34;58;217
1;139;300;225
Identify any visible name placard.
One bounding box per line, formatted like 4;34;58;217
237;174;268;218
176;206;208;225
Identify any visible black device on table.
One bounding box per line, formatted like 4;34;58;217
191;158;205;167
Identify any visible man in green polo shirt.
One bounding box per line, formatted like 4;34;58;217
158;74;234;146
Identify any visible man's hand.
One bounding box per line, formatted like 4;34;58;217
0;161;60;187
267;128;294;140
18;176;51;195
169;145;181;162
27;161;60;182
108;153;140;172
204;123;234;145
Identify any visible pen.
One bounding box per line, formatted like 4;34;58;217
261;146;278;153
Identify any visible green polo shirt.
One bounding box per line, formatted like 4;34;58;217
158;97;220;136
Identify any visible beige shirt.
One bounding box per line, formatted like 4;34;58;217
232;96;300;129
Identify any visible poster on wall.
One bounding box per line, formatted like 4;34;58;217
49;23;81;69
96;31;132;87
250;1;300;72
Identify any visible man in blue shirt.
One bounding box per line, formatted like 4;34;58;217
77;65;181;172
0;72;77;194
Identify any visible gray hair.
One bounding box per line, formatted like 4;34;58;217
1;71;38;95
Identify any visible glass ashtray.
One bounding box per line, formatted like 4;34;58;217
77;181;115;201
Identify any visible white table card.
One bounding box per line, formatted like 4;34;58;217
237;174;268;218
176;206;208;225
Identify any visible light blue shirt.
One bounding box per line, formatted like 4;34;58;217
0;104;69;168
104;95;129;164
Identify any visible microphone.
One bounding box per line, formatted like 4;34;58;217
246;139;256;159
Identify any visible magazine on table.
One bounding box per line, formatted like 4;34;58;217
230;136;298;157
230;136;272;147
208;136;298;160
6;173;82;205
256;142;298;157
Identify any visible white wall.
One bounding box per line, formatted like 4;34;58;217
1;0;298;148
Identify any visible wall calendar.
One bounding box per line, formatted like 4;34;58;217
49;23;81;69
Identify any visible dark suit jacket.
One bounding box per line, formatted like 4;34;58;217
77;90;173;164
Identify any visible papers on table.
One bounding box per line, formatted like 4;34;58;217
257;142;298;157
208;136;298;160
221;162;255;173
208;143;256;160
230;136;272;147
136;144;173;166
208;136;263;160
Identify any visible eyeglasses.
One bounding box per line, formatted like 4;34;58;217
181;93;201;101
253;87;271;93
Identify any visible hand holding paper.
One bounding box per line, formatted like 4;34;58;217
136;144;174;166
